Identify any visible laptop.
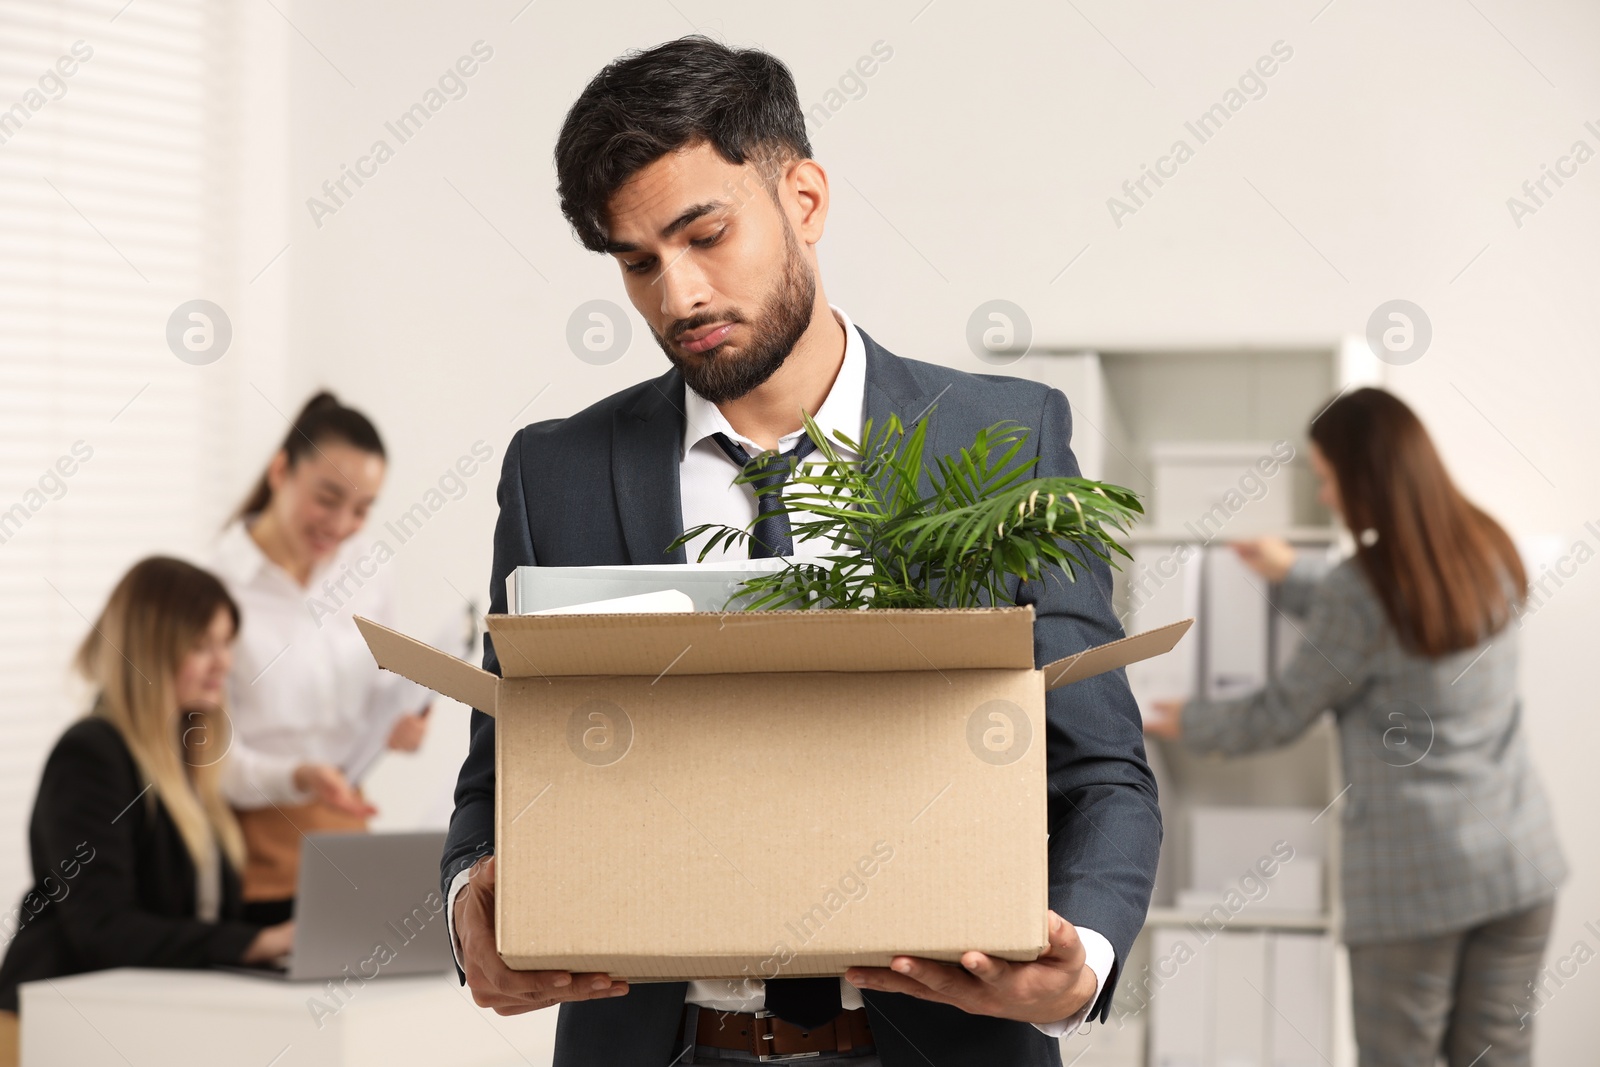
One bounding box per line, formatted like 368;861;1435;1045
223;830;454;981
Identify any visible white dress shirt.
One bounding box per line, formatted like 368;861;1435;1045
449;306;1112;1037
210;516;426;808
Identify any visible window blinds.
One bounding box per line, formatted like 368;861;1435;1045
0;0;239;904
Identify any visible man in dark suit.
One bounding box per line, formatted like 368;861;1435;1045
443;35;1161;1066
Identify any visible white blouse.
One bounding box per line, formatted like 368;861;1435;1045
209;516;425;808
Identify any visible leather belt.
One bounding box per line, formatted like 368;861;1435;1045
681;1004;874;1061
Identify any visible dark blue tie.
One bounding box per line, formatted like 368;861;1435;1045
709;431;818;559
710;429;842;1028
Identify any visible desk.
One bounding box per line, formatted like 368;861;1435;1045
19;967;557;1066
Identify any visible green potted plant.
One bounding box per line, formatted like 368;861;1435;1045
667;409;1142;611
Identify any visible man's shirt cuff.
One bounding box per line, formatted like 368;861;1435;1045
1031;925;1114;1039
445;865;475;975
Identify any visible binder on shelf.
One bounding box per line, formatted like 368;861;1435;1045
1213;931;1268;1067
1126;542;1202;716
1203;546;1270;701
1149;928;1210;1067
1067;1010;1146;1067
1267;933;1333;1067
1188;807;1325;904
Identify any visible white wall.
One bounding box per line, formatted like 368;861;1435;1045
254;0;1600;1058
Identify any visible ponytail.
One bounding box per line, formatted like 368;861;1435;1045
229;391;386;525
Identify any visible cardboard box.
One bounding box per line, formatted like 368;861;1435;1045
354;606;1189;980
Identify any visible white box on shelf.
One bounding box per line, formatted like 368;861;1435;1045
1204;546;1270;701
1148;441;1294;534
1173;865;1321;917
1266;857;1324;915
1189;807;1325;898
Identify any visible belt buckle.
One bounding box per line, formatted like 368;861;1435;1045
752;1011;822;1062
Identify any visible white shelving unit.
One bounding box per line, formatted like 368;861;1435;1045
1020;341;1378;1067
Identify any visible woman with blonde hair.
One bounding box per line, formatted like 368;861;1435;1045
1147;387;1565;1067
0;557;348;1058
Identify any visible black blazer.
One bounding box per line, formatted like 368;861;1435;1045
0;717;261;1011
443;329;1163;1066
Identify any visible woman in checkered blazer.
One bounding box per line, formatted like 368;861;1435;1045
1148;387;1565;1067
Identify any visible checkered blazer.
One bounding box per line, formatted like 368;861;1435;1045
1182;554;1566;945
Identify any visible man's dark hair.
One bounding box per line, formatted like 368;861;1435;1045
555;36;813;253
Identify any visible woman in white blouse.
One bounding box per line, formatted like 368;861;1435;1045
211;391;430;925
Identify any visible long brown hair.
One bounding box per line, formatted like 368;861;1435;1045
75;557;246;872
1310;388;1527;657
230;391;385;523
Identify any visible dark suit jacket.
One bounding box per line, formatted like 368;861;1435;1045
444;328;1162;1066
0;717;260;1012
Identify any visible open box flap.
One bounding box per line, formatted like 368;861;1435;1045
1041;618;1194;691
483;606;1040;678
353;616;499;716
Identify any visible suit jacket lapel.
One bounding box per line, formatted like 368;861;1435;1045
611;329;936;567
611;367;689;565
860;326;947;472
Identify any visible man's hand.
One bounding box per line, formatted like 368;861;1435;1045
844;911;1098;1025
455;855;630;1015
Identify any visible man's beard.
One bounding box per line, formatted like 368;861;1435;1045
653;225;817;406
